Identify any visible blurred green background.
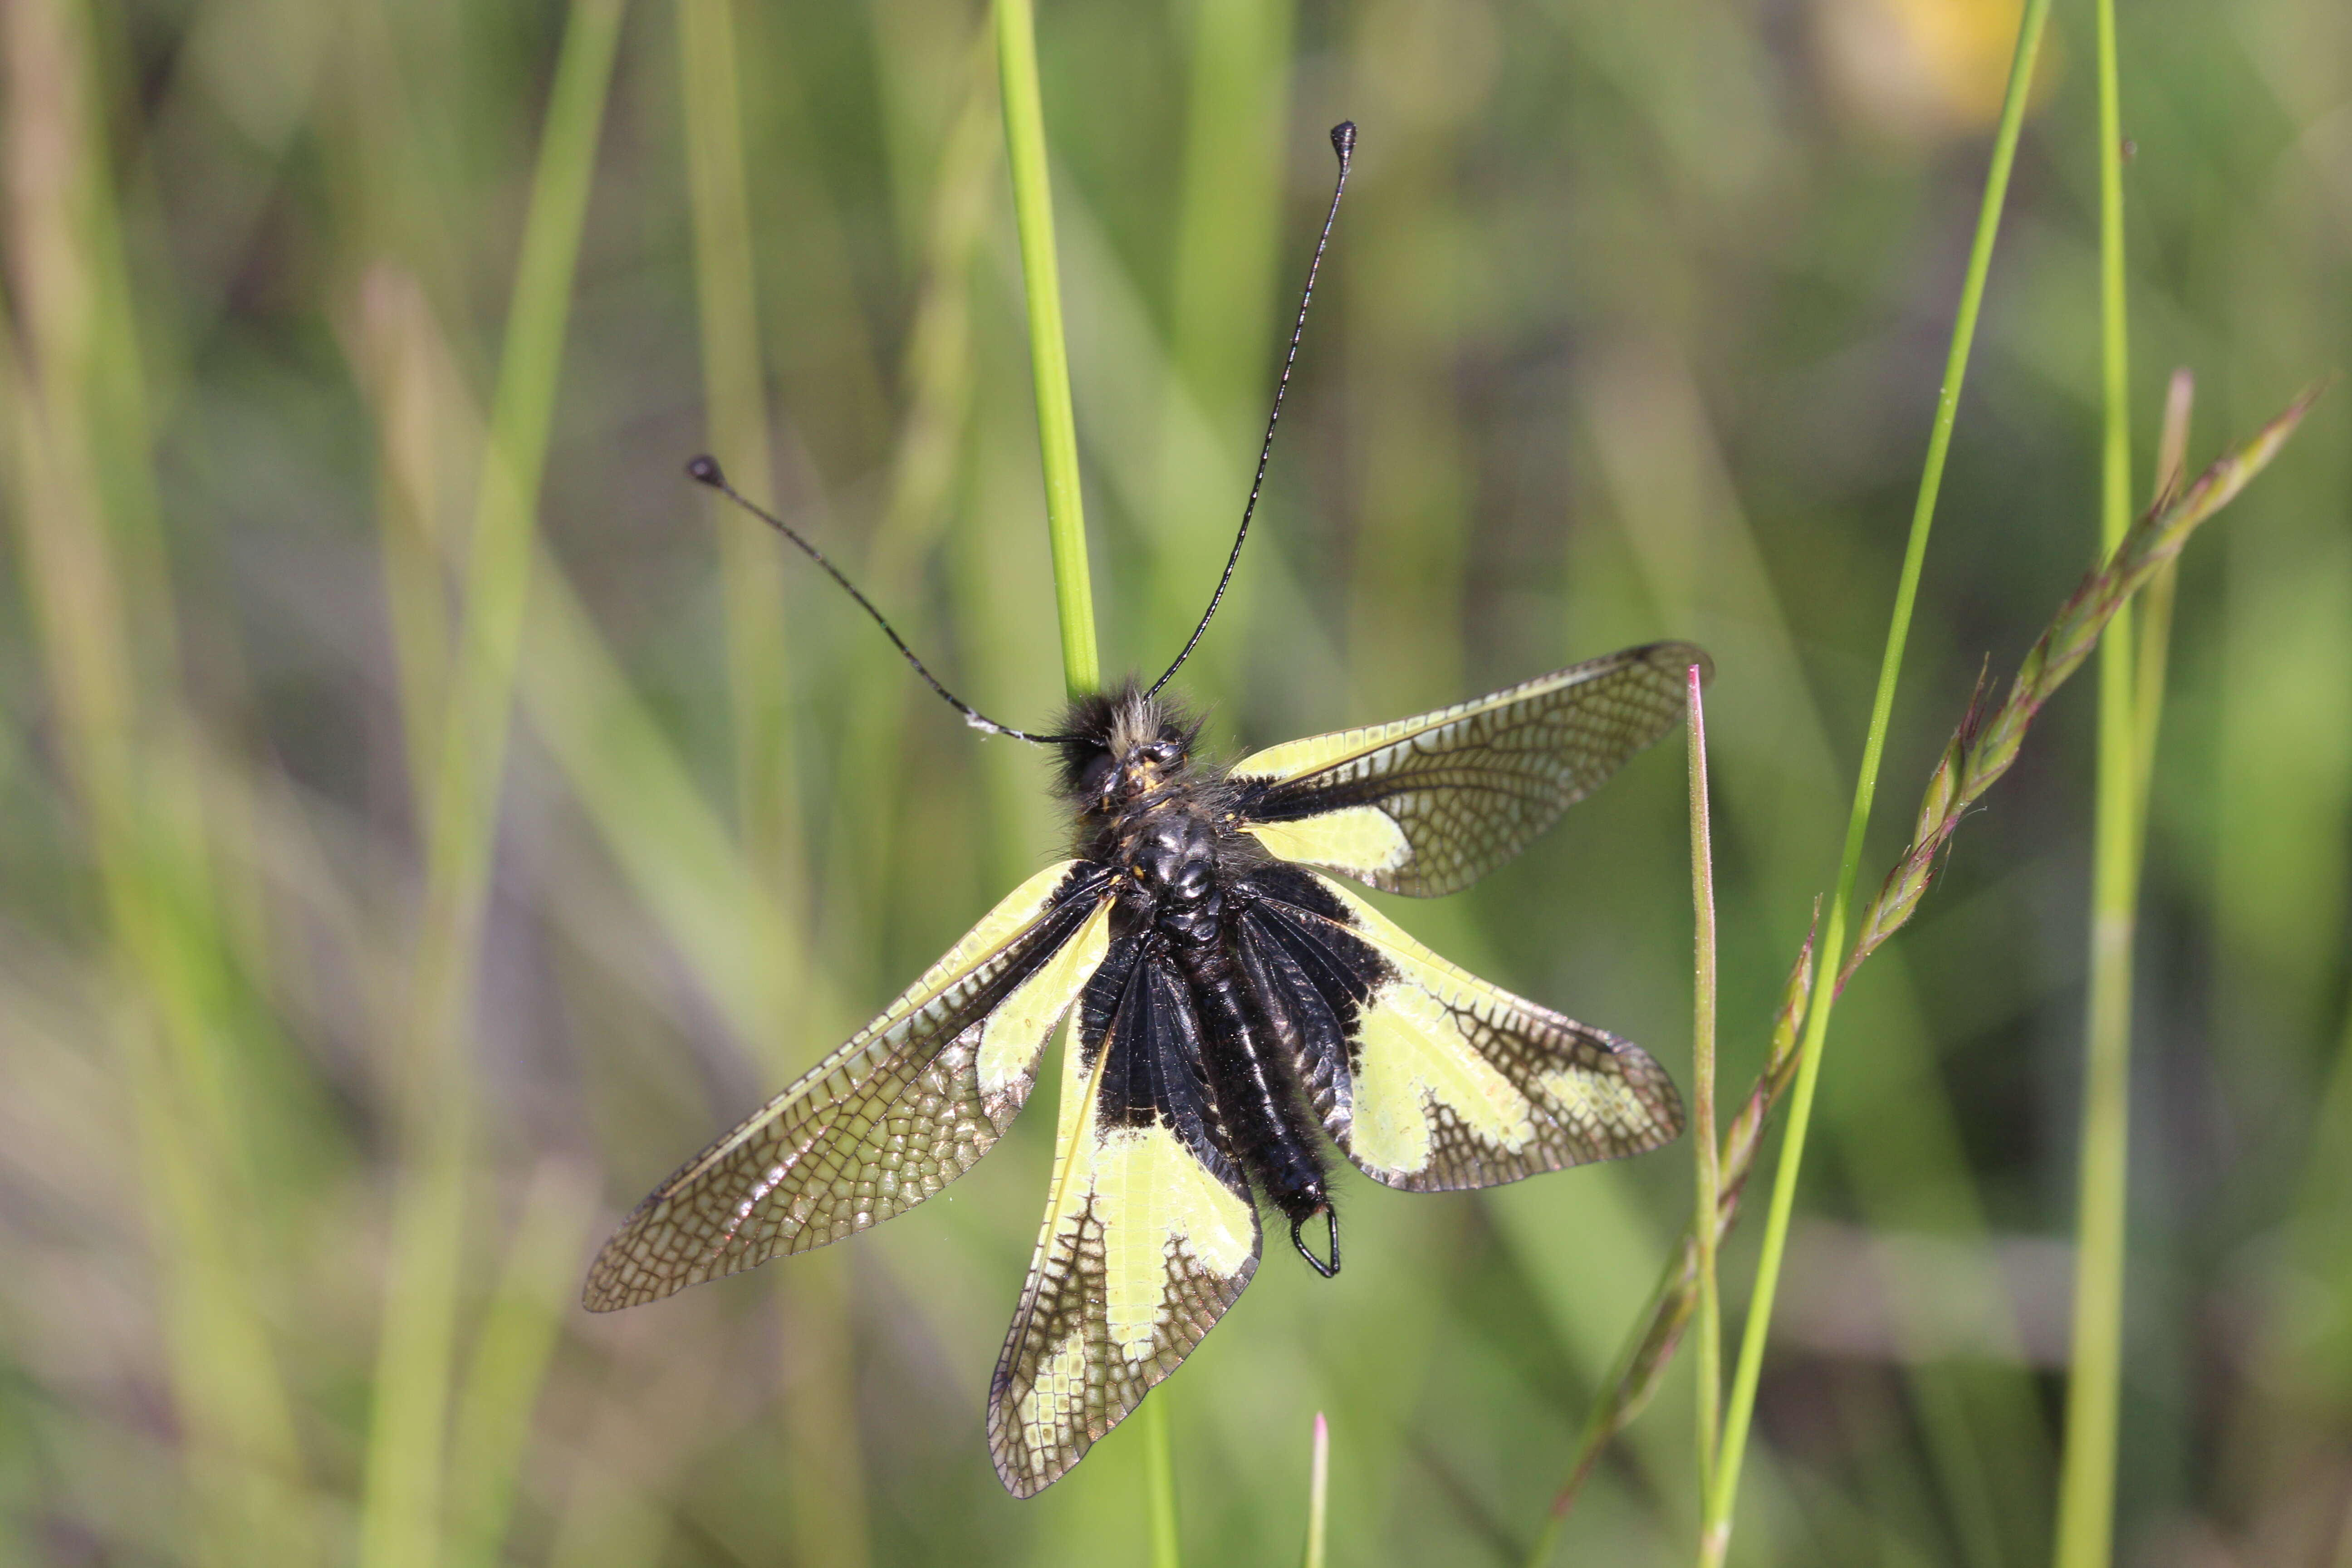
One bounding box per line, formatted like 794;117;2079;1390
2;0;2347;1564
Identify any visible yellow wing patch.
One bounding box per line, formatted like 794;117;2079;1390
1305;876;1683;1191
1231;644;1704;897
583;860;1109;1311
978;899;1111;1095
1243;805;1411;882
1351;981;1537;1174
989;957;1261;1497
1094;1125;1257;1357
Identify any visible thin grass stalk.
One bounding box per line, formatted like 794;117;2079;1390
1523;920;1816;1568
1688;664;1723;1507
2131;372;2195;808
995;0;1188;1552
1527;386;2314;1568
1699;0;2054;1555
1146;1397;1182;1568
1301;1412;1330;1568
446;1165;598;1568
1839;391;2320;983
995;0;1098;696
2054;3;2137;1556
1568;345;2048;1558
357;5;625;1565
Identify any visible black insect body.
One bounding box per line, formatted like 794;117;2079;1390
1059;685;1342;1277
584;121;1710;1497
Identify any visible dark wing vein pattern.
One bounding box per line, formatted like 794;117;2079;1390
988;939;1260;1497
1245;866;1684;1191
1231;641;1706;896
584;860;1115;1310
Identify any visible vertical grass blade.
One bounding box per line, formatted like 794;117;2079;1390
4;3;308;1562
997;0;1171;1551
358;5;626;1566
2053;7;2139;1550
2130;372;2195;808
1145;1396;1182;1568
1688;663;1722;1509
1700;0;2054;1555
995;0;1098;695
445;1164;599;1568
1301;1412;1330;1568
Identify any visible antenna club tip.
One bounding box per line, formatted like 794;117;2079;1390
685;453;726;489
1329;121;1356;159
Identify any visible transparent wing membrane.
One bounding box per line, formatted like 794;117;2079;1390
583;861;1115;1310
1245;869;1683;1191
1234;642;1707;896
988;943;1259;1497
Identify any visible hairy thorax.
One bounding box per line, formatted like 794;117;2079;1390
1057;682;1261;948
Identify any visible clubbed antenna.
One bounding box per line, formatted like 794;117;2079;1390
1145;120;1357;702
686;456;1067;743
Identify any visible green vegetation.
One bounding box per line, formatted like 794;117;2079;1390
2;1;2342;1565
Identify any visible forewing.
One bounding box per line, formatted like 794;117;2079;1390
1245;867;1682;1191
988;940;1260;1497
584;860;1116;1310
1230;641;1705;896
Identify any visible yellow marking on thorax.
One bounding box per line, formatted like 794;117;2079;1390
1244;807;1411;877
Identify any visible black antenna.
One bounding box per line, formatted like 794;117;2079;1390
1145;120;1356;702
686;456;1067;744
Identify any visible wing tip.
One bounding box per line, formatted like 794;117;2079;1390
984;1375;1082;1500
578;1247;656;1313
1635;638;1714;687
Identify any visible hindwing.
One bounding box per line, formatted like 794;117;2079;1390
1239;867;1682;1191
988;936;1260;1497
1230;642;1705;896
584;860;1117;1310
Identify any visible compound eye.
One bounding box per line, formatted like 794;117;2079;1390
1147;741;1181;767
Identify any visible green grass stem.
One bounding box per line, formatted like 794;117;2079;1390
357;5;624;1565
1536;382;2311;1568
1146;1396;1182;1568
995;0;1099;696
1301;1412;1330;1568
2131;372;2195;810
2053;7;2139;1548
996;0;1184;1555
446;1165;598;1568
1701;0;2054;1554
1688;664;1723;1510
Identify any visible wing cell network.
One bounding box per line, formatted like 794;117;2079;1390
1232;641;1707;896
989;938;1259;1497
583;859;1116;1311
1244;867;1682;1191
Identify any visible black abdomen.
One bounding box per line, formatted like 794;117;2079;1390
1174;937;1330;1230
